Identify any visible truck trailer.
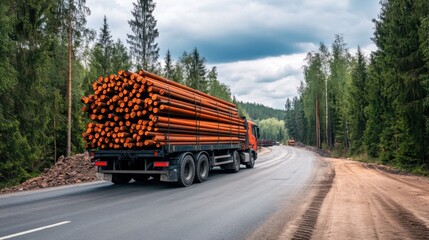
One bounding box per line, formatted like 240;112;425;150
83;70;260;187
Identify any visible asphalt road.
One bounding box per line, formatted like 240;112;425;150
0;146;318;240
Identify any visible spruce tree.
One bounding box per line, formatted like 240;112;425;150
180;48;208;93
349;47;367;151
163;50;173;79
371;0;428;165
127;0;160;72
111;39;132;71
97;15;113;75
207;67;232;102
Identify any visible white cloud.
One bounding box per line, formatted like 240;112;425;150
214;54;306;109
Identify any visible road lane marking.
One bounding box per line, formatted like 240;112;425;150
0;221;71;240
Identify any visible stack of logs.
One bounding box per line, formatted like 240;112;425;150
81;70;246;149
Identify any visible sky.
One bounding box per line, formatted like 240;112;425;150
86;0;380;109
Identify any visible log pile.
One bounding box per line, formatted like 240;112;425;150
81;70;246;149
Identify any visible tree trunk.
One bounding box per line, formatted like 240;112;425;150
67;10;72;157
316;96;321;149
325;77;329;149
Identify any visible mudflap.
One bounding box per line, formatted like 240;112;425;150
160;166;178;182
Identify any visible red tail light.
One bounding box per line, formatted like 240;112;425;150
154;161;169;167
95;161;108;167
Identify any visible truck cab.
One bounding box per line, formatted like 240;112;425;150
247;120;259;152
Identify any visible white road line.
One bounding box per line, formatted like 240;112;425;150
0;221;71;240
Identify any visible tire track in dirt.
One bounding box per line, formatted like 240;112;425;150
290;166;335;240
373;193;429;240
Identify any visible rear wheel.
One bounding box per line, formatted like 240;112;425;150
246;153;255;169
195;154;209;183
112;174;132;184
177;154;195;187
226;151;241;173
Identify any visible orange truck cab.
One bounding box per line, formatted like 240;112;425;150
247;120;259;152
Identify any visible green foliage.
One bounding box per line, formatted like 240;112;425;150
208;67;232;102
0;0;94;188
302;46;327;146
237;102;285;121
96;15;114;75
127;0;160;72
348;47;367;151
111;39;132;71
163;50;173;79
180;48;208;93
369;0;428;166
87;16;131;84
285;96;307;143
0;119;32;188
257;118;288;143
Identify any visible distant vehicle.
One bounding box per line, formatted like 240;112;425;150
287;139;296;146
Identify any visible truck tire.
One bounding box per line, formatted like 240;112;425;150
226;151;241;173
177;154;195;187
195;154;209;183
245;153;255;169
112;174;132;184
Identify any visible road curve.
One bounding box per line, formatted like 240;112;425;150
0;146;319;240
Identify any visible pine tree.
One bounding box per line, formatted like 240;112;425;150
163;50;173;79
127;0;160;72
302;49;327;147
111;39;132;71
97;15;113;75
349;47;367;151
59;0;92;156
285;98;297;140
293;95;307;143
180;48;208;93
329;35;351;149
207;67;232;102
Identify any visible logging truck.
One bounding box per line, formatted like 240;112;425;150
84;70;260;187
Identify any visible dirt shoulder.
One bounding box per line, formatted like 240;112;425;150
248;157;429;240
311;158;429;240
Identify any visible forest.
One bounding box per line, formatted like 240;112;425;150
285;0;428;173
0;0;242;188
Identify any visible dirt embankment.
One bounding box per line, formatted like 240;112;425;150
276;158;429;240
1;153;96;194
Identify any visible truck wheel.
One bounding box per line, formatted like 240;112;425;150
195;154;209;183
246;153;255;169
112;174;132;184
227;151;241;173
177;154;195;187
